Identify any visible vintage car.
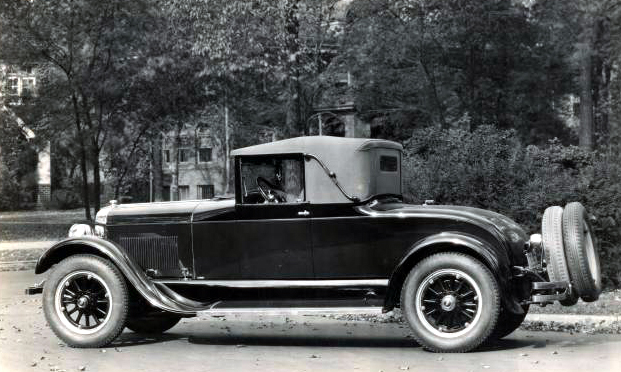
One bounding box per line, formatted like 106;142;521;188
26;136;601;352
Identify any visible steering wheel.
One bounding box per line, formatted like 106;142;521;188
256;176;287;203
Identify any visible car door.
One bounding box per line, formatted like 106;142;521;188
309;204;381;278
234;154;314;279
235;204;313;279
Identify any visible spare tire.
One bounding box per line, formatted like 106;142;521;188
542;206;578;306
562;202;602;302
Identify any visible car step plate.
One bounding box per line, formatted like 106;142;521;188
197;307;384;317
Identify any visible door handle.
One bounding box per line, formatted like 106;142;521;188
297;210;310;216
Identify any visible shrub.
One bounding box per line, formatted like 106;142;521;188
402;126;621;287
45;189;82;210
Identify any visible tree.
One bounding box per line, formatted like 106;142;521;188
340;0;575;143
534;0;621;149
2;0;152;216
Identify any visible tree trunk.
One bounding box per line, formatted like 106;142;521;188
71;93;91;220
578;42;594;150
224;93;231;194
152;135;164;202
91;144;101;213
592;18;610;146
78;142;91;220
284;0;302;136
171;126;180;201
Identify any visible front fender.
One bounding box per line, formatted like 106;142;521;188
385;232;521;313
35;237;201;314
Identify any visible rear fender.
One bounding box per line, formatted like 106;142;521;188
35;237;199;314
384;232;522;314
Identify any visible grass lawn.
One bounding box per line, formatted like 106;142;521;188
529;289;621;316
0;209;91;241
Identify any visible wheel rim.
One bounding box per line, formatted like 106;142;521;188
415;269;483;338
584;222;601;289
54;271;112;335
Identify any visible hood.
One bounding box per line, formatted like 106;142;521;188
99;198;235;225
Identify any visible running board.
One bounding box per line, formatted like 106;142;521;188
198;306;384;317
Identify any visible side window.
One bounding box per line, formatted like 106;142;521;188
380;155;398;172
240;156;305;204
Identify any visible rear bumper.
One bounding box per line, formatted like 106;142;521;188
25;280;44;295
512;266;572;306
529;281;571;305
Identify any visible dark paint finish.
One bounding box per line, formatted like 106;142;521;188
36;196;530;314
106;200;201;225
234;203;314;279
106;223;193;278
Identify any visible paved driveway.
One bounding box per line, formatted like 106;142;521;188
1;271;620;372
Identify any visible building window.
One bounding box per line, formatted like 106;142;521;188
198;147;212;162
178;149;190;163
163;150;170;163
7;77;19;95
21;78;35;96
178;185;190;200
197;185;215;199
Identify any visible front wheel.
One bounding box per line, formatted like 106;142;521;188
42;254;129;348
400;253;500;353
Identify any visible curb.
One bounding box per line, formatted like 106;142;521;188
525;313;620;324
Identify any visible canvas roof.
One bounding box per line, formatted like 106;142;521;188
230;136;402;157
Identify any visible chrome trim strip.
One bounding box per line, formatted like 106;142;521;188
198;307;384;316
154;279;389;288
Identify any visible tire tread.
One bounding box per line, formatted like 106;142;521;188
400;252;500;353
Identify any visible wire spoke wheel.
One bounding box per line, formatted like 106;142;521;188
415;269;483;338
54;271;112;335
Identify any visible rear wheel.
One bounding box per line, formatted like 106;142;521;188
542;206;578;305
489;305;529;340
562;202;602;302
43;254;128;348
126;315;182;334
400;253;500;353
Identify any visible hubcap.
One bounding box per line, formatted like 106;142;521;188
76;296;90;309
415;269;483;339
54;271;112;335
440;294;457;311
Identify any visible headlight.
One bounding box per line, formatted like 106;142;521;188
68;224;106;238
68;224;93;237
94;225;106;238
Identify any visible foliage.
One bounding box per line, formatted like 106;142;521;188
1;0;155;215
0;110;38;210
342;0;576;143
43;189;82;210
403;126;621;287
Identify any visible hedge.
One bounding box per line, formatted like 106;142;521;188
402;126;621;288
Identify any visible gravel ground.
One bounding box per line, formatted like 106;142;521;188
328;306;621;334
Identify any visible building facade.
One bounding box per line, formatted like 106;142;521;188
161;126;226;201
0;63;51;208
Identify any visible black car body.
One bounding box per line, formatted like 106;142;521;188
29;136;601;352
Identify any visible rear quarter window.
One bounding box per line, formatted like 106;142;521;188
380;155;398;172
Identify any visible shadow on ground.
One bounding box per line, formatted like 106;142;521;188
113;327;543;351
